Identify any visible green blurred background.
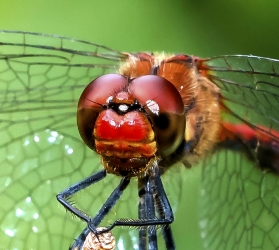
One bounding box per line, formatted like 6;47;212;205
0;0;279;249
1;0;279;57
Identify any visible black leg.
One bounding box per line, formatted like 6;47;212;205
99;165;174;232
138;165;176;250
87;176;131;232
145;175;158;250
153;166;176;250
138;177;147;250
161;226;175;250
57;169;107;222
62;165;175;249
69;176;131;249
138;175;158;250
69;227;90;250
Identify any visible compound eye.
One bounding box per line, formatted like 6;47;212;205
129;75;185;157
77;74;128;150
78;74;128;109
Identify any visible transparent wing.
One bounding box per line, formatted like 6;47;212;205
200;149;279;250
201;55;279;140
0;30;132;249
199;55;279;250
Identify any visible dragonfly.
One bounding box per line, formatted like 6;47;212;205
0;30;279;250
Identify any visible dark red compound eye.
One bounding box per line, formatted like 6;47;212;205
77;74;128;150
129;75;185;157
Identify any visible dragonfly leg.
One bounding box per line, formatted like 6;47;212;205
57;169;107;222
69;227;90;250
138;178;148;250
86;177;131;233
100;168;174;233
153;166;176;250
96;165;174;248
66;175;130;249
61;165;174;250
138;175;158;250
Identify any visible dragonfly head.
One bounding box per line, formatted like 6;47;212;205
77;74;185;177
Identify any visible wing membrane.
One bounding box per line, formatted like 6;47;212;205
200;55;279;249
200;148;279;250
202;55;279;138
0;30;132;249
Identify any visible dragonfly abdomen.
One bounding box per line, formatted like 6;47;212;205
219;122;279;174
